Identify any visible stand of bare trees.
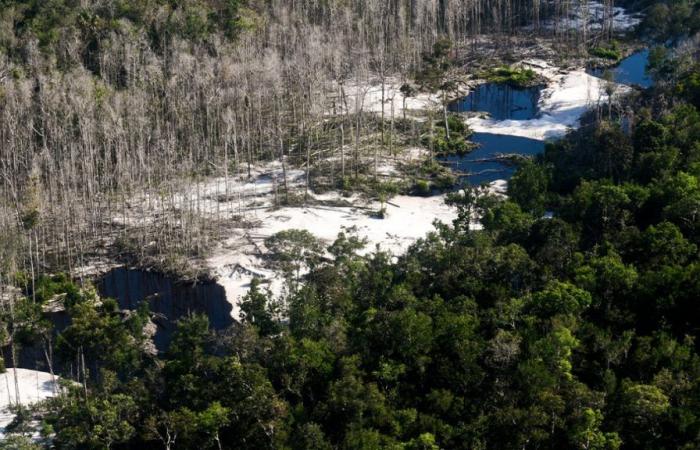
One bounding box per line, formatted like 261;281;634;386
0;0;617;281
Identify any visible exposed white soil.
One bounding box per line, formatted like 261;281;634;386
207;191;460;319
488;179;509;196
0;368;60;439
341;78;469;116
466;59;628;140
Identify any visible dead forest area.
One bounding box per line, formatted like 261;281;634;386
0;0;671;282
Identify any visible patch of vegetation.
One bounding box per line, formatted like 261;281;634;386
675;65;700;109
274;191;306;208
407;158;458;194
392;117;419;133
589;41;622;61
0;0;259;64
433;171;458;190
374;181;401;217
413;179;432;196
482;66;538;88
422;114;475;156
639;0;700;42
264;229;324;292
423;131;472;155
336;174;409;198
26;273;85;307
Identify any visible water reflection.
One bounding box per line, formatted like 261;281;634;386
99;267;233;350
589;49;653;88
449;83;541;120
443;133;546;185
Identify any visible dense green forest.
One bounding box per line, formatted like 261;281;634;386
3;0;700;449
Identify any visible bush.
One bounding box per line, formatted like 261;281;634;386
30;274;84;307
676;66;700;108
414;180;432;196
484;66;537;88
423;133;473;155
446;114;467;134
421;115;475;156
434;172;457;190
589;42;622;61
340;176;352;192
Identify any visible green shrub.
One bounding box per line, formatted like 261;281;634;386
484;66;537;88
676;67;700;108
10;67;23;80
29;274;84;307
340;176;352;191
590;41;622;61
421;115;474;156
414;180;432;196
422;133;473;155
434;172;457;190
446;114;467;134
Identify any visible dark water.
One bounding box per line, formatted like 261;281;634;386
99;267;233;350
449;83;541;120
589;49;653;88
445;83;546;184
4;269;232;370
3;309;71;371
444;133;545;185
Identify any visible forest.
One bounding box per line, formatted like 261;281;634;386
1;0;700;448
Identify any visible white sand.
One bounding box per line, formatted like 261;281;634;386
208;193;459;319
466;59;628;140
341;79;459;115
0;368;59;438
488;179;509;196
